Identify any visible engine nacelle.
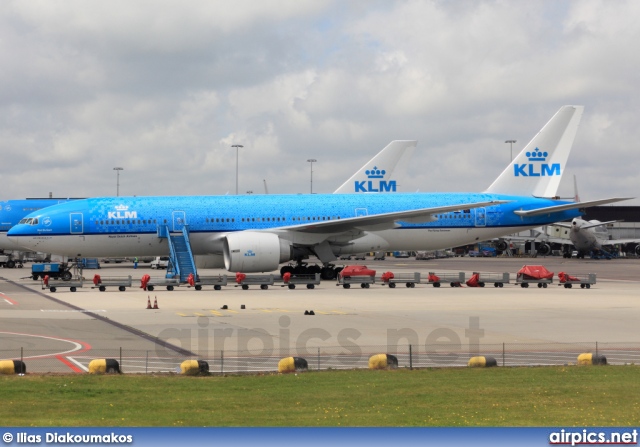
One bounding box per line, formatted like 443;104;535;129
537;242;551;256
635;245;640;256
223;232;292;272
495;240;508;252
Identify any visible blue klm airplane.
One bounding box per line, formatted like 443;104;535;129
0;198;80;253
8;106;630;279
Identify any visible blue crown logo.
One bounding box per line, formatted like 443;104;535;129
365;166;386;179
115;204;129;211
244;250;256;257
526;148;548;162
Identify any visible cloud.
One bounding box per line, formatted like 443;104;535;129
0;0;637;205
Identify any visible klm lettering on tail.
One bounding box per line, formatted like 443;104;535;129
354;166;397;192
514;148;561;177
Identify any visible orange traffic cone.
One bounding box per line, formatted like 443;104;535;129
153;296;159;309
146;296;152;309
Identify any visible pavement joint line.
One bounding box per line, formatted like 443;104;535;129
6;278;197;357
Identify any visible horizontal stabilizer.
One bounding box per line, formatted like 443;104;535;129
513;197;633;217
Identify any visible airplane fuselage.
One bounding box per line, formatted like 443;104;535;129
8;193;581;262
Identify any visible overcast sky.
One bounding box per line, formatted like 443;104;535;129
1;0;638;205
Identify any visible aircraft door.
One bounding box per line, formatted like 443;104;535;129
70;213;83;234
355;208;368;217
475;208;486;227
172;211;186;232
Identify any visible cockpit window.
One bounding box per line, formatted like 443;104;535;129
19;218;39;225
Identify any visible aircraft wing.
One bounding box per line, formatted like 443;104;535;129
513;198;633;217
278;200;509;234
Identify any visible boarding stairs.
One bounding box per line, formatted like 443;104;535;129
158;225;198;282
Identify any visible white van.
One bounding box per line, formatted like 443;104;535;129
150;256;169;269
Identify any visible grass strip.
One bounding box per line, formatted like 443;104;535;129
1;366;639;426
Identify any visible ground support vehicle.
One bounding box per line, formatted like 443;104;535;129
91;275;133;292
42;277;84;293
31;263;72;281
234;274;275;290
428;272;465;287
380;272;420;288
280;273;321;289
189;275;228;291
0;255;23;269
474;272;510;288
337;275;376;289
145;278;180;291
558;272;596;289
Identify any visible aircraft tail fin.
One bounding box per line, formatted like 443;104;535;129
334;140;417;194
485;105;584;197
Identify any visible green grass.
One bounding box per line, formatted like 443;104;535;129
1;366;639;426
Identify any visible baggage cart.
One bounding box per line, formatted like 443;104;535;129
234;274;275;290
474;272;510;288
42;277;84;293
145;278;180;291
189;275;228;291
380;272;420;288
281;273;321;289
336;275;376;289
428;272;465;287
515;276;553;288
558;272;596;289
91;275;133;292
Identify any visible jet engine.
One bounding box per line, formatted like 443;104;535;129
495;240;508;252
537;242;551;256
223;232;292;272
635;245;640;256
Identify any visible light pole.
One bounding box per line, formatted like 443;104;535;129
232;144;243;195
307;159;317;194
505;140;517;161
113;167;123;196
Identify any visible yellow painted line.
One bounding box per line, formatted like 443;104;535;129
260;309;273;313
331;310;347;314
274;308;291;313
194;312;206;317
314;311;330;315
209;310;223;316
177;313;188;317
225;309;239;314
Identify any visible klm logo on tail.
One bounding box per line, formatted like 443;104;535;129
514;148;561;177
107;205;138;219
354;166;397;192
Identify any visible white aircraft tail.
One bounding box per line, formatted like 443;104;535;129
334;140;417;194
485;105;584;197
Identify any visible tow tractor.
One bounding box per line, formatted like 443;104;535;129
31;262;73;281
